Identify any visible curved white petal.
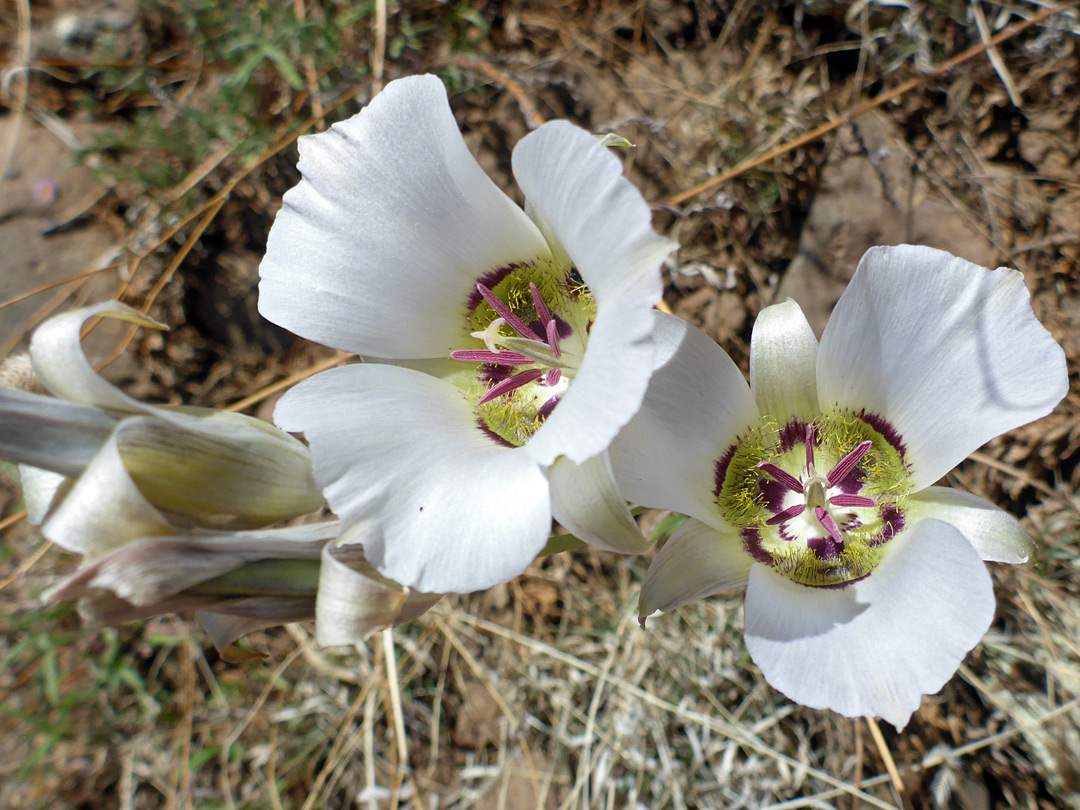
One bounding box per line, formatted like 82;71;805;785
513;122;674;466
512;120;674;302
526;291;656;465
42;428;173;557
259;74;551;359
274;363;552;593
316;539;441;647
750;299;819;424
818;246;1068;490
906;486;1034;563
744;518;995;729
548;451;649;554
29;301;166;414
639;519;752;621
19;465;70;525
609;312;760;529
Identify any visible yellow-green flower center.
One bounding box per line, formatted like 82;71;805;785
714;412;911;587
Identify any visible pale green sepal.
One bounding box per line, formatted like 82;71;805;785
42;430;173;557
597;133;635;149
0;388;118;478
115;413;323;529
29;301;167;414
316;536;441;647
639;518;752;624
539;533;585;556
549;451;651;554
905;486;1035;563
750;298;819;425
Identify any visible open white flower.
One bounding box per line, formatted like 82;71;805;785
610;245;1068;728
259;75;675;593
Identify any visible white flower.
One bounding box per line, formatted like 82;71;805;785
609;245;1068;728
259;75;675;593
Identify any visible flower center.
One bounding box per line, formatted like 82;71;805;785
714;414;910;587
449;264;594;447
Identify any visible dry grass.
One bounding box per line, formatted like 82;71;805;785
1;1;1079;808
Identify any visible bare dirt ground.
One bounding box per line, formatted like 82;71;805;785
1;1;1078;808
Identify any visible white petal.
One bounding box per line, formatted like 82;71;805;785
906;486;1034;563
29;301;166;413
42;428;173;557
274;363;552;593
548;451;649;554
0;389;117;478
512;122;673;466
750;299;819;424
512;120;675;303
316;539;440;647
526;292;656;465
639;519;752;621
744;518;995;729
259;74;551;359
818;245;1068;490
609;312;759;528
19;465;70;525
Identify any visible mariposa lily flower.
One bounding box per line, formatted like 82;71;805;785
259;74;675;593
609;245;1068;728
0;303;438;655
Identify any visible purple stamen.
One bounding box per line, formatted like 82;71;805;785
826;440;873;487
530;283;552;326
766;503;806;526
805;423;816;470
450;350;533;365
756;461;804;494
829;493;877;508
476;283;543;342
544;368;562;386
545;318;562;358
477;368;544;405
813;506;845;547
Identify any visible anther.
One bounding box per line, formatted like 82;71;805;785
766;503;806;526
826;440;873;488
477;368;544;405
813;506;845;546
756;461;804;493
476;283;542;342
829;493;877;508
